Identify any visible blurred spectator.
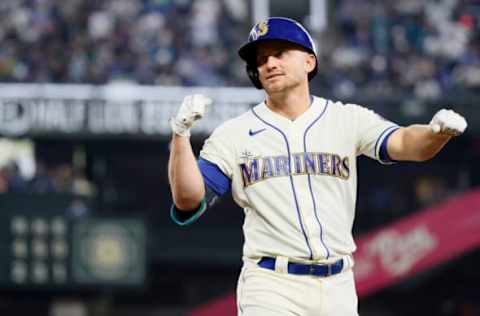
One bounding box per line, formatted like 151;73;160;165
29;160;56;193
0;138;34;192
0;166;9;192
414;175;448;208
72;167;96;197
1;161;29;192
51;163;76;193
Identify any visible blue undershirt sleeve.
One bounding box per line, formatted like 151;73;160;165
197;158;231;196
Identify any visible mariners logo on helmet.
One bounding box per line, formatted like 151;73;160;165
249;21;269;41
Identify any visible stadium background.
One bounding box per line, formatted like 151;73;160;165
0;0;478;315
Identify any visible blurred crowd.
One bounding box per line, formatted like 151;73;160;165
0;0;479;98
325;0;480;99
0;161;87;197
0;0;249;86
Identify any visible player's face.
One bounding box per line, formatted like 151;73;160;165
255;40;316;93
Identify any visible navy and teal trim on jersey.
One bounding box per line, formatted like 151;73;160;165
375;126;401;164
379;126;400;163
303;100;330;259
251;107;315;260
170;199;207;226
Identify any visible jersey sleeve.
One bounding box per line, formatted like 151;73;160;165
199;122;236;177
349;103;400;164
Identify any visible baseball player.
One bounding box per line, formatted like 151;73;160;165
168;17;467;316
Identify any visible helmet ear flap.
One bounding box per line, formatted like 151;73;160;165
246;64;263;89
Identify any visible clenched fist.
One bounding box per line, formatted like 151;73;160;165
429;109;467;137
170;94;212;137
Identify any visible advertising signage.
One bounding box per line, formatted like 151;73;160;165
0;84;262;139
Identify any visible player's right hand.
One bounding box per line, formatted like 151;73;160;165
170;94;212;137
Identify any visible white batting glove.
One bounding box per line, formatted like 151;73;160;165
429;109;467;137
170;94;212;137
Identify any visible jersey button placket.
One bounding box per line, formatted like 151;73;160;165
288;126;319;259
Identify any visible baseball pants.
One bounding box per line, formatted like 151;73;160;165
237;257;359;316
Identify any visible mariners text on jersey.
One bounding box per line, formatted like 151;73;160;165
240;152;350;187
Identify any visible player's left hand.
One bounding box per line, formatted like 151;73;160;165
429;109;467;137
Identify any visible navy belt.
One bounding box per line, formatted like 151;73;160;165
258;257;344;277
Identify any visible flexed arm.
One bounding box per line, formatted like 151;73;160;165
168;94;212;211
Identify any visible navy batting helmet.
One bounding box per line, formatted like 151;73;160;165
238;17;318;89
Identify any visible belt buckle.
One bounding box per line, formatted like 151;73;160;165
309;265;315;275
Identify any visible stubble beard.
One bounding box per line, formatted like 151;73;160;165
264;76;301;96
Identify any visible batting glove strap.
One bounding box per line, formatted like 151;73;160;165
170;117;191;137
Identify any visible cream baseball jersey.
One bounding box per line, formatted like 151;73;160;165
172;96;399;262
